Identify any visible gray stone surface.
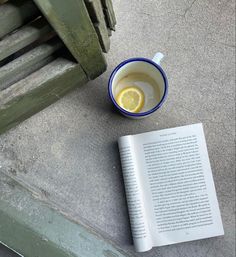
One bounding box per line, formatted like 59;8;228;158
0;0;235;256
0;244;20;257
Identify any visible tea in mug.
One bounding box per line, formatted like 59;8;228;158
114;73;161;113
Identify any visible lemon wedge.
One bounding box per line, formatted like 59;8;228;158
116;86;145;113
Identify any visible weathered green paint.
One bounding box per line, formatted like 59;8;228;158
0;173;133;257
0;209;77;257
0;37;63;90
0;0;39;38
33;0;107;79
101;0;116;31
0;17;53;62
85;0;110;53
0;59;88;135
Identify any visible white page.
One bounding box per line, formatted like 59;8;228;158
118;136;153;252
119;124;224;252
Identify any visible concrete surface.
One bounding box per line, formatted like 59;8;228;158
0;244;20;257
0;0;235;256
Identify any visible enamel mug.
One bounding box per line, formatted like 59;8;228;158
108;53;168;119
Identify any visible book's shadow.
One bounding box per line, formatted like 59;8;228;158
109;140;134;246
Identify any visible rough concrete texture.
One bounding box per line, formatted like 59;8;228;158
0;244;20;257
0;0;235;256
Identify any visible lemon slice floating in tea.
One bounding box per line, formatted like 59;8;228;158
116;86;145;113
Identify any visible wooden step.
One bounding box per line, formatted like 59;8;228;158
0;57;88;134
0;0;40;38
0;37;63;90
0;17;53;62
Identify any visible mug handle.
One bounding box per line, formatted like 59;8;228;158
152;52;164;65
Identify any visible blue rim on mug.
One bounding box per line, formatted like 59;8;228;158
108;58;168;117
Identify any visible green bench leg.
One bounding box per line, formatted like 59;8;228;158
33;0;107;79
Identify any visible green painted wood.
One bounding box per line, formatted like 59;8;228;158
33;0;107;79
0;0;40;38
85;0;110;53
0;37;63;90
0;18;53;62
0;56;56;91
101;0;116;31
0;58;88;135
0;173;132;257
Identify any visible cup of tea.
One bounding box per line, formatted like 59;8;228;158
108;52;168;118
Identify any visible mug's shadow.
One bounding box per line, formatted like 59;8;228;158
82;74;124;118
73;75;134;246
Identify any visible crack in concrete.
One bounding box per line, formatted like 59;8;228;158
183;0;198;18
217;42;236;48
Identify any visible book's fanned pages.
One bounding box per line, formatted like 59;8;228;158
118;124;224;252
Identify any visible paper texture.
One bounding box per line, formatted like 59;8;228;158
118;124;224;252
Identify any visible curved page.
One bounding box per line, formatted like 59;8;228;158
118;136;152;252
118;124;224;252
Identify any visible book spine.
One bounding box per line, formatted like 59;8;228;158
118;136;152;252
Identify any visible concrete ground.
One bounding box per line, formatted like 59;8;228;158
0;244;20;257
0;0;235;256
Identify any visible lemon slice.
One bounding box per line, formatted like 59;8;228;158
116;86;145;113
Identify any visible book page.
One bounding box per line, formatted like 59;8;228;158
134;124;224;246
118;136;153;252
131;124;224;248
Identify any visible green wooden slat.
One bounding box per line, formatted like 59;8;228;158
0;18;53;62
101;0;116;31
0;37;63;90
0;173;132;257
33;0;107;79
0;0;40;38
85;0;110;53
0;58;88;135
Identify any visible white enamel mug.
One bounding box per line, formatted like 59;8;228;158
108;53;168;119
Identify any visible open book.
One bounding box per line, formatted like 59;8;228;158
118;124;224;252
